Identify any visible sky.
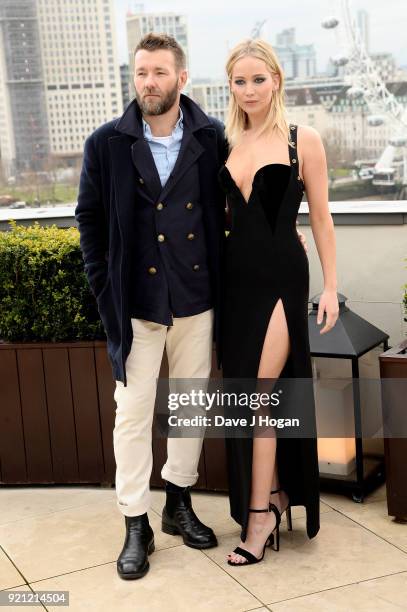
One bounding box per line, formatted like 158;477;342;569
114;0;407;80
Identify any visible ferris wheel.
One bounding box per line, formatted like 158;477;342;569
322;0;407;195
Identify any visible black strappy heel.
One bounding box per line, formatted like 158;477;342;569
270;488;293;531
227;503;281;566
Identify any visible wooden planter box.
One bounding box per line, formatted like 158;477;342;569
379;339;407;521
0;340;228;491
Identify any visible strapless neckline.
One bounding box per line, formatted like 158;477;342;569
220;163;292;206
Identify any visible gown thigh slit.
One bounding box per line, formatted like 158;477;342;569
218;124;320;543
257;297;291;380
254;296;291;440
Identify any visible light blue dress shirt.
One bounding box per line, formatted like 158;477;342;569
142;108;184;187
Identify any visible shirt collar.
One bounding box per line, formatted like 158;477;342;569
142;107;183;138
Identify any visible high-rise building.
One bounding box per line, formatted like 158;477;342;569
36;0;122;162
120;63;130;110
0;0;50;177
0;0;122;177
126;10;189;99
357;9;370;53
276;28;296;47
274;28;316;80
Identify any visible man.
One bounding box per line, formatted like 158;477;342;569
75;33;308;580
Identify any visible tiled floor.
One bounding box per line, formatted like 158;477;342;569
1;484;407;611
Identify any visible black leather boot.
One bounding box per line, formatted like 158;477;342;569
162;486;218;549
117;513;155;580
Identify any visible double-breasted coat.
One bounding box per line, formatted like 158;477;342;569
75;94;227;386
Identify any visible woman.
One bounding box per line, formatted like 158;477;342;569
218;39;339;566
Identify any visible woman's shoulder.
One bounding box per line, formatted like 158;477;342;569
295;124;323;148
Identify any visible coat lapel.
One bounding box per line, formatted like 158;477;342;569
111;95;216;207
130;139;162;201
113;98;162;202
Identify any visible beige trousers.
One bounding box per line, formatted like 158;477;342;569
113;308;214;517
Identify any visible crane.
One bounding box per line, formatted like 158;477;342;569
251;19;268;39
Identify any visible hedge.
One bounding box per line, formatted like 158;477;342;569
0;220;104;342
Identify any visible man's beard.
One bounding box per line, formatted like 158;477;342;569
136;81;179;116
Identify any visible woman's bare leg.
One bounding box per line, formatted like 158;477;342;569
228;299;290;563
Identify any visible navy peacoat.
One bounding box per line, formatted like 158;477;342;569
75;94;227;386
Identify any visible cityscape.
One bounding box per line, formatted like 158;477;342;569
0;0;406;208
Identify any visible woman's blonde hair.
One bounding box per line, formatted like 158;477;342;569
225;38;292;149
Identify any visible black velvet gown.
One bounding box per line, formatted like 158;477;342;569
218;124;320;542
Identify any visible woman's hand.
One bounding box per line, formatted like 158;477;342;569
295;220;307;253
296;229;308;253
317;289;339;334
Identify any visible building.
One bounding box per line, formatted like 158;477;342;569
328;81;407;159
120;63;130;110
126;10;189;99
0;0;50;177
276;28;296;47
357;9;370;53
36;0;122;163
286;78;407;161
370;53;398;83
191;80;229;123
284;81;336;134
274;28;317;80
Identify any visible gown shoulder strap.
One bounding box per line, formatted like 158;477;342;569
288;124;298;166
288;124;303;185
288;123;297;151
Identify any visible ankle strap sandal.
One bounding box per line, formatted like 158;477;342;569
227;504;281;566
270;488;292;531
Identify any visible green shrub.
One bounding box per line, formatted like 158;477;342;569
0;220;104;342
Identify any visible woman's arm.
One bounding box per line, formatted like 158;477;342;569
300;125;339;334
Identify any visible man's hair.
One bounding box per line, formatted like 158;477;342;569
134;33;186;71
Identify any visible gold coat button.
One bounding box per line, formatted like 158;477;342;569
186;202;193;210
157;234;165;242
148;266;157;275
187;233;195;240
156;202;164;210
139;177;145;184
193;264;200;271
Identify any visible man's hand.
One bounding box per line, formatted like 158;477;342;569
296;227;308;253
